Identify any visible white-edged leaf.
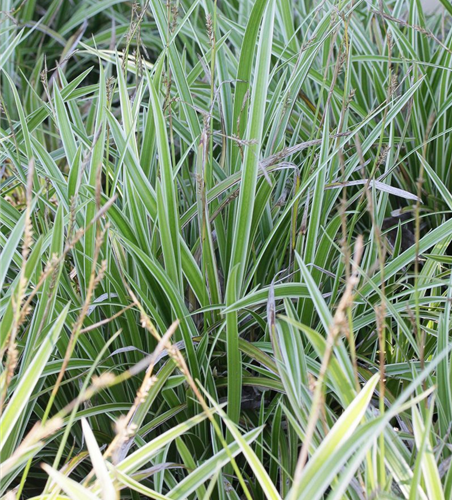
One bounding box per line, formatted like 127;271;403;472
117;410;212;474
0;304;70;450
418;153;452;210
169;427;263;499
326;179;420;201
113;467;171;500
202;392;282;500
412;406;445;500
288;374;379;500
41;464;98;500
81;419;116;500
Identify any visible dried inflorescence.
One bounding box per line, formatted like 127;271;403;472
206;13;214;47
91;372;116;390
1;417;64;477
136;375;158;403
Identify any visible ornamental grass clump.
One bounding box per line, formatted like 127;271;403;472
1;0;452;498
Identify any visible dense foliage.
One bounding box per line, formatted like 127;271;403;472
1;0;452;498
